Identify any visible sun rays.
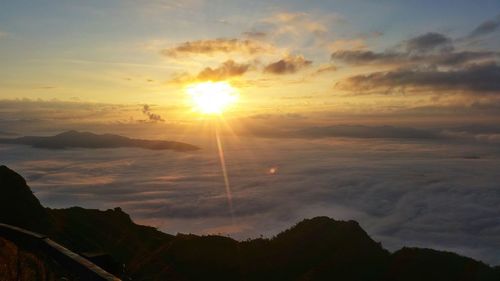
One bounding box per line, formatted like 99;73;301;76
186;81;239;114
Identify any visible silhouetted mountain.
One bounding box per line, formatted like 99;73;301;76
0;130;199;151
0;165;498;281
385;247;498;281
0;166;52;233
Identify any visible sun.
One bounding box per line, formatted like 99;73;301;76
186;81;239;114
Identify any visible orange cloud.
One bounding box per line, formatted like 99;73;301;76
162;38;273;57
264;55;312;74
197;60;251;81
167;60;252;85
315;64;337;74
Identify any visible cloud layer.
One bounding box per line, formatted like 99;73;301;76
2;131;500;265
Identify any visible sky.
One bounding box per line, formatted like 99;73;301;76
1;0;499;122
1;0;500;266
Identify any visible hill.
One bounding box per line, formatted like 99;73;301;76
0;130;199;151
0;165;498;281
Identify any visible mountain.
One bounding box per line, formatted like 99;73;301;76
0;165;52;232
0;130;199;151
0;165;498;281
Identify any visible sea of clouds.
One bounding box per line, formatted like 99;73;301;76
2;133;500;265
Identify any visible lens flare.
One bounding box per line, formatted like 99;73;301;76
186;81;238;114
215;125;234;216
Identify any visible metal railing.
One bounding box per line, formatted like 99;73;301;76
0;222;121;281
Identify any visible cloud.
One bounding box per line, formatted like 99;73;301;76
4;130;500;265
468;14;500;38
0;131;16;136
264;12;330;36
197;60;251;81
404;32;453;53
0;99;189;137
331;50;405;65
167;60;252;84
251;11;340;49
142;104;164;122
249;113;307;120
0;99;137;129
328;39;367;52
315;64;337;74
242;31;267;39
331;29;499;96
264;55;312;74
244;123;452;141
291;125;441;140
162;38;272;57
428;51;497;66
331;49;496;67
273;12;307;23
331;32;496;67
336;62;500;94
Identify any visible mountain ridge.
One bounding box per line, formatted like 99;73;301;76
0;130;199;151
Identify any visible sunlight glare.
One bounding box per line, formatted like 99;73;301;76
186;81;238;114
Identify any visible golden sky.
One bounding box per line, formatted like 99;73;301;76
0;1;499;124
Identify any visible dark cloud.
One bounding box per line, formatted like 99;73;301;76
429;51;496;66
315;64;337;74
336;62;500;94
405;32;453;53
250;113;307;120
264;55;312;74
0;131;17;137
242;31;267;39
292;125;440;140
331;30;497;71
396;101;500;116
331;29;499;96
162;38;271;57
142;104;164;122
331;50;404;65
468;14;500;38
246;123;453;140
331;49;496;67
197;60;250;81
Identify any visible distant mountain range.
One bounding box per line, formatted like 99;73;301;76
0;165;498;281
0;130;199;151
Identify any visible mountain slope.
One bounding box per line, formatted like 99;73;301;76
0;166;52;233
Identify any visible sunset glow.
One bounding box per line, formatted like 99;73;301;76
186;81;239;114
